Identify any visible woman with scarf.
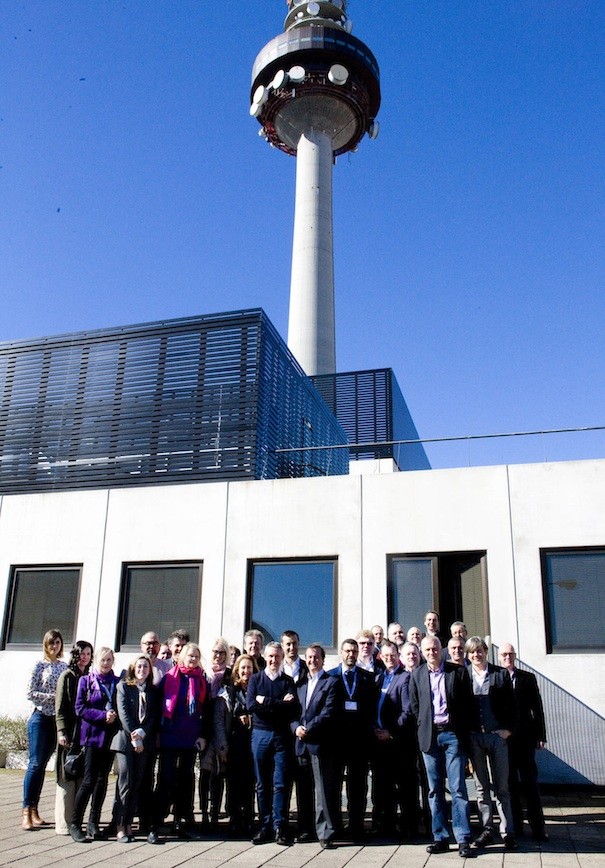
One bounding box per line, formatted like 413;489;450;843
69;646;120;843
110;654;160;843
216;653;258;837
156;642;208;839
54;640;93;835
22;629;67;831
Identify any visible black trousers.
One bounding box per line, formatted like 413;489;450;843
72;746;114;826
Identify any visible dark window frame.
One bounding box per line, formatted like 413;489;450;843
246;557;338;654
116;560;203;653
541;546;605;653
1;564;82;650
387;551;490;640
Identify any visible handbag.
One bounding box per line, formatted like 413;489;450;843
63;747;85;780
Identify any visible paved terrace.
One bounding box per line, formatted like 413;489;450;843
0;771;603;867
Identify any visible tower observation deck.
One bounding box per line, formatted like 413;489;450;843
251;1;381;376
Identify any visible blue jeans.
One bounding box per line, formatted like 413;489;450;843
23;710;57;808
421;729;471;844
251;729;289;832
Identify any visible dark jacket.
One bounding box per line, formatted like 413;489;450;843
291;671;338;756
409;661;474;753
510;668;546;745
375;667;413;737
110;680;160;753
327;664;377;745
469;663;518;734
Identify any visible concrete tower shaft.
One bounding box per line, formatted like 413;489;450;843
251;1;380;375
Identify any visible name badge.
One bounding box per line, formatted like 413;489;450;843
345;700;358;712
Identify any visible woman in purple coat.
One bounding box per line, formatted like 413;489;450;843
69;646;120;843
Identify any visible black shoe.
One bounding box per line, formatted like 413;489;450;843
459;843;474;858
100;821;117;839
472;828;495;848
296;831;314;843
427;840;450;854
69;824;89;844
532;830;549;842
86;821;102;840
275;829;292;846
320;838;335;849
252;828;272;845
147;830;160;844
503;834;518;850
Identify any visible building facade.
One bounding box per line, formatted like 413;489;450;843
1;312;604;785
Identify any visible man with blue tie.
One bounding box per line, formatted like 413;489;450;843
291;644;338;848
328;639;376;843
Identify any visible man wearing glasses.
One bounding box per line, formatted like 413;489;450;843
140;632;171;685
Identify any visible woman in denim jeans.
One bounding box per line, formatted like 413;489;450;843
22;629;67;831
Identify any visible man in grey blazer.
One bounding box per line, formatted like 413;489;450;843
409;635;475;859
292;644;338;849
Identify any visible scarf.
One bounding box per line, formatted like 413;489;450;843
163;665;206;720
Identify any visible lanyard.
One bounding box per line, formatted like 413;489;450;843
342;667;357;699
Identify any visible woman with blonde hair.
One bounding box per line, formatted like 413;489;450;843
218;653;258;836
156;642;209;839
110;654;160;842
69;646;120;843
22;629;67;831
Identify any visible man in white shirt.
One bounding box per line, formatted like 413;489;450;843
280;630;308;684
292;644;338;848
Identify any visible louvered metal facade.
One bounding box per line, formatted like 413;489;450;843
0;310;349;493
311;369;431;470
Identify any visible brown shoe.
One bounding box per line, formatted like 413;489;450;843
21;808;33;831
30;807;48;827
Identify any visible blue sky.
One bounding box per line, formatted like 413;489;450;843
2;1;603;468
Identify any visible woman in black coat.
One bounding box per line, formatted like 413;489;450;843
110;655;159;843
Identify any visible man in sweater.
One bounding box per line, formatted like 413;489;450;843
247;642;300;845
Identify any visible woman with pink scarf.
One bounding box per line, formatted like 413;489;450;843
155;642;208;839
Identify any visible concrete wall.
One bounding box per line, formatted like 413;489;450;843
1;459;604;781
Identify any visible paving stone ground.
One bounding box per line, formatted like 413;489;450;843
1;771;603;868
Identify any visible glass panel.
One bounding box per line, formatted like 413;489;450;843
7;568;79;646
250;561;335;648
460;559;485;637
545;551;605;650
390;558;433;630
121;565;201;648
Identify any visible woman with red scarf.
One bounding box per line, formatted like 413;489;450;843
155;642;208;839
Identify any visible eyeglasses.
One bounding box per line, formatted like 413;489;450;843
212;649;226;656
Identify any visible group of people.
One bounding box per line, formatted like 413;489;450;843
21;614;548;856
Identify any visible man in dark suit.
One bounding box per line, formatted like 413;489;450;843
328;638;377;842
466;636;518;851
499;643;548;841
247;642;300;845
280;630;309;685
371;640;415;839
409;635;475;859
291;644;338;848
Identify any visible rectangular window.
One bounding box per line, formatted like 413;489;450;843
542;548;605;651
117;562;202;651
2;566;80;648
248;559;337;650
388;552;488;639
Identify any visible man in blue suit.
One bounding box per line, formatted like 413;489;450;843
292;644;338;849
